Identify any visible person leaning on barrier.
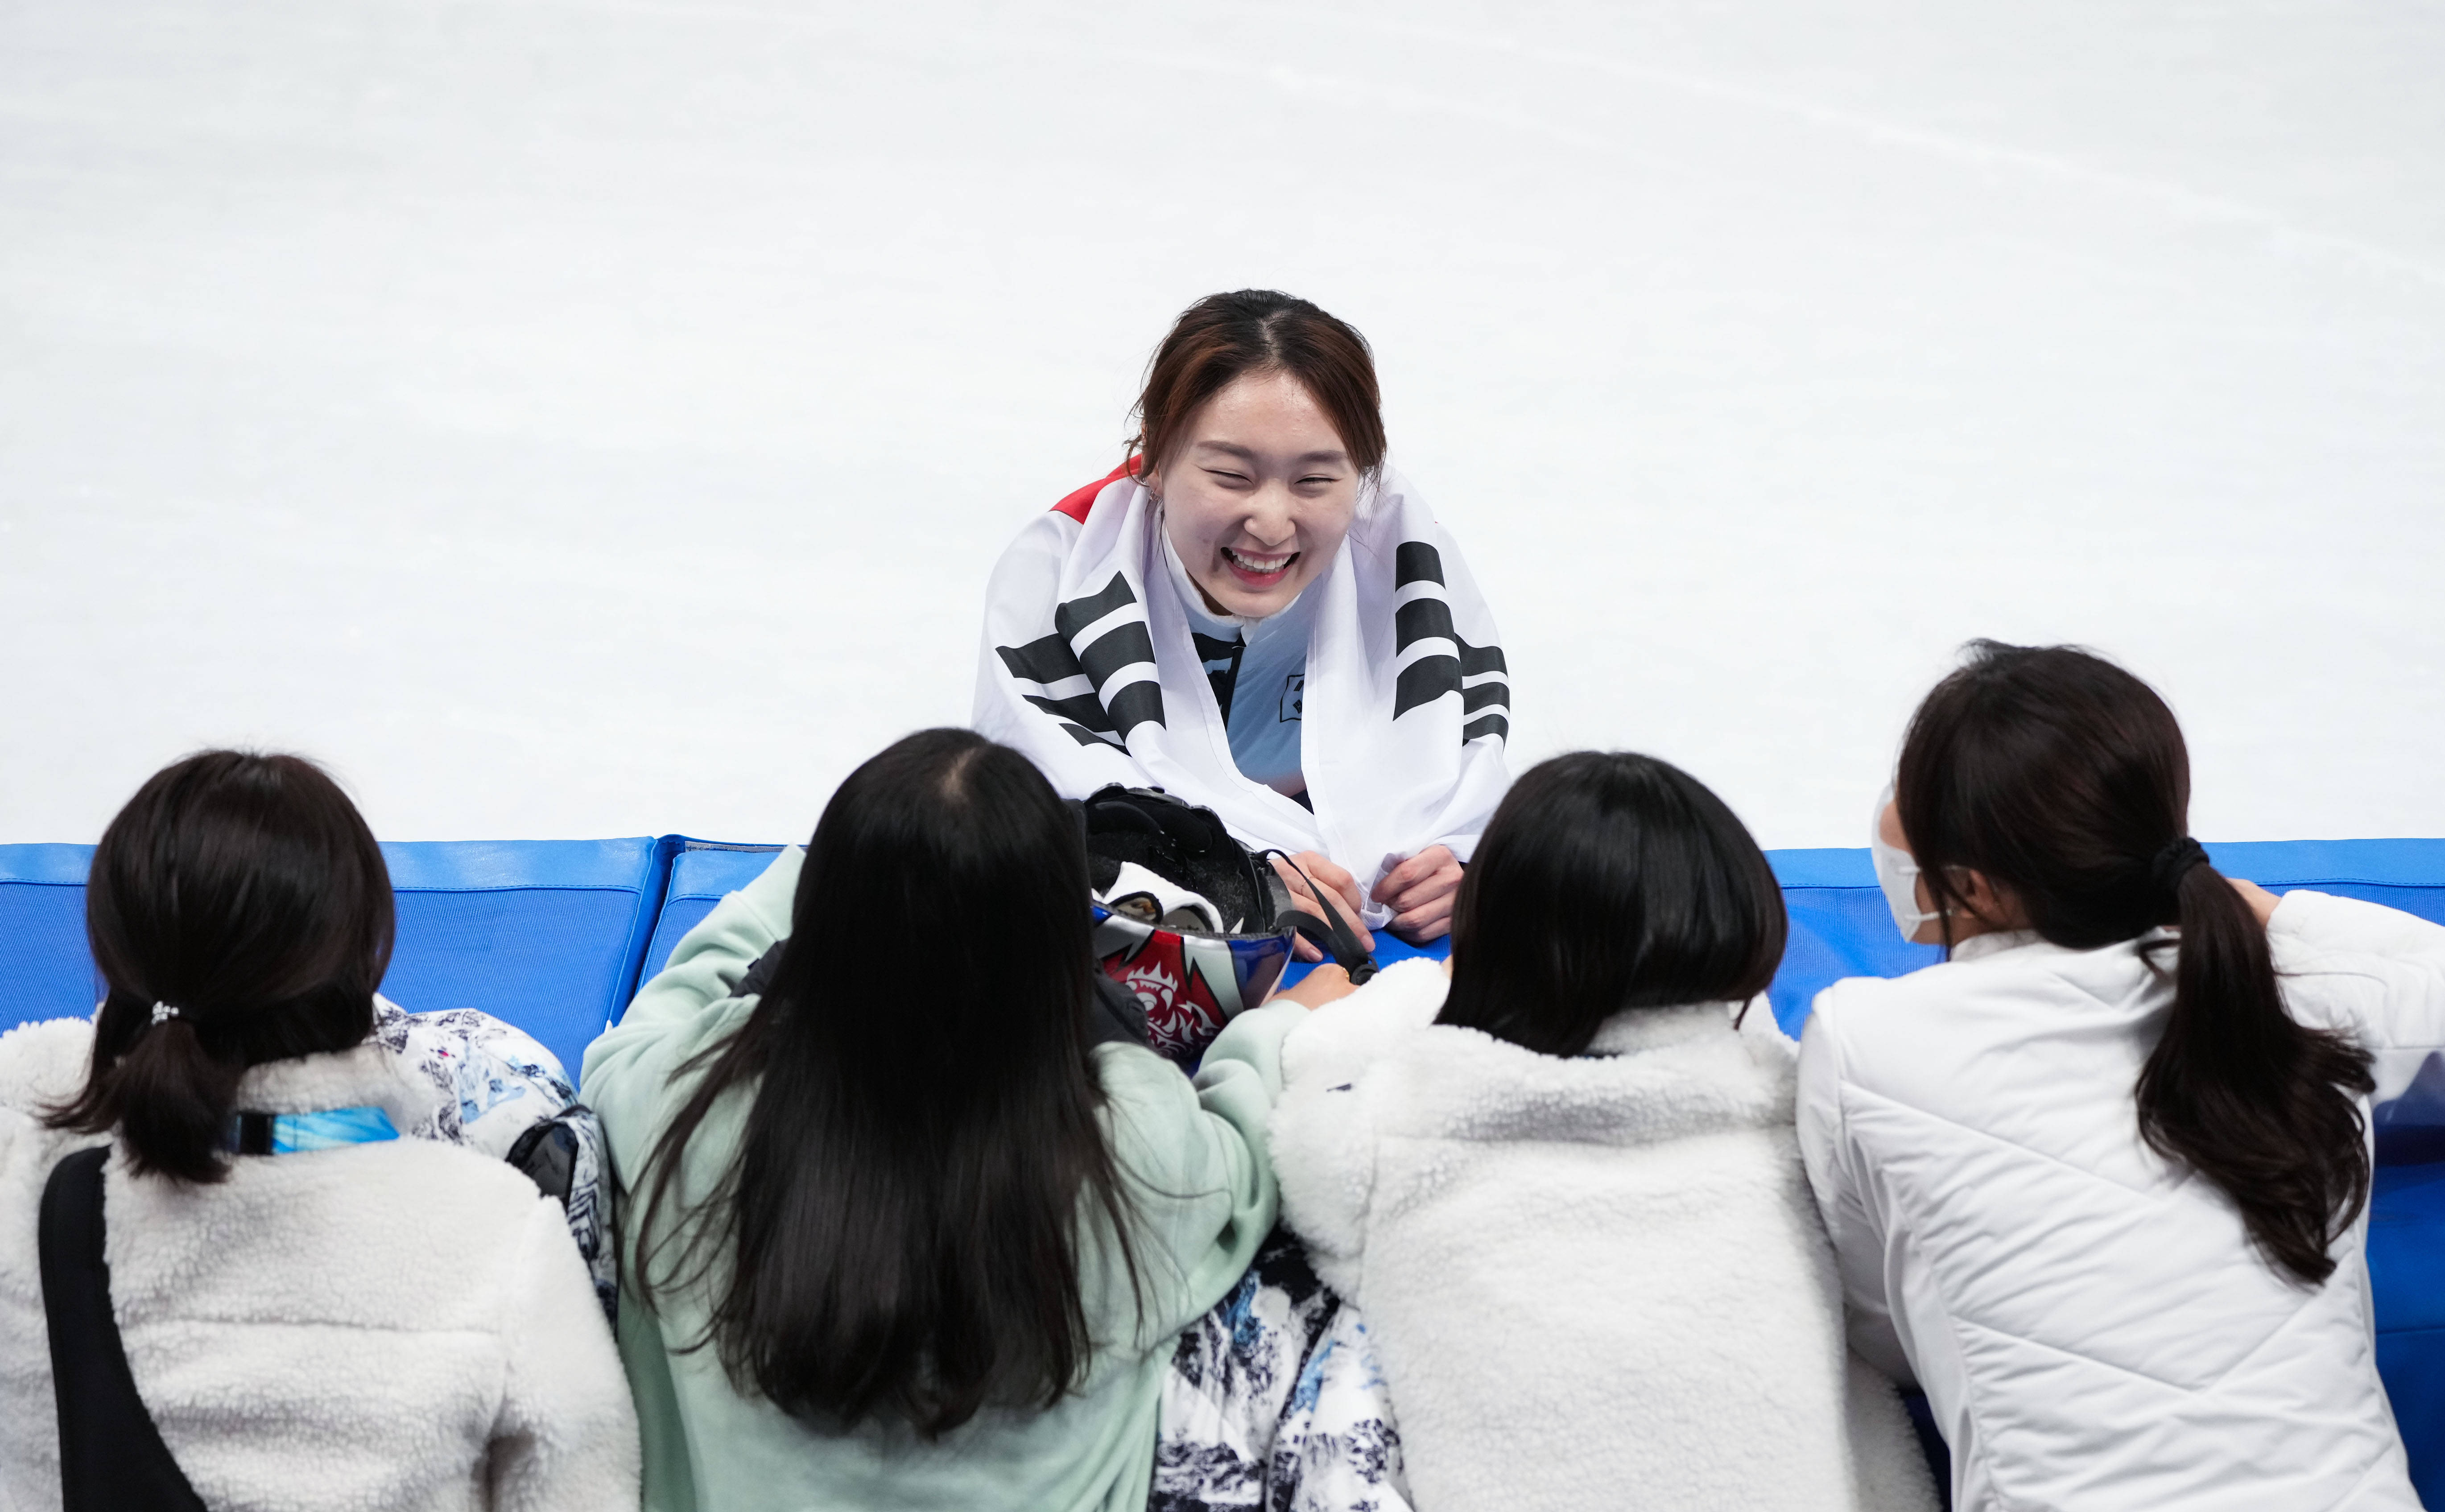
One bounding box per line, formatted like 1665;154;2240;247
1268;750;1939;1512
1802;642;2445;1510
0;750;636;1512
583;728;1317;1512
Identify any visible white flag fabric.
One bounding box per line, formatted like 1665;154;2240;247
973;463;1511;923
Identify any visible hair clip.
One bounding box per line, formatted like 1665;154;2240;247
150;1001;182;1026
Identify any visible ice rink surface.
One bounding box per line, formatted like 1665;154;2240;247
4;0;2441;848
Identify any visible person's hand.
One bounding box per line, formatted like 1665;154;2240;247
1275;963;1361;1010
1272;851;1375;963
2230;877;2280;927
1374;845;1463;943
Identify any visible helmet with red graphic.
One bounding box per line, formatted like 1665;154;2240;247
1078;786;1371;1065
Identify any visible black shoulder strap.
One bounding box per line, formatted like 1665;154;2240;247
505;1114;581;1206
38;1147;209;1512
736;939;786;1001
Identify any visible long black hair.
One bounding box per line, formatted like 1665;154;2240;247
48;750;394;1182
1438;751;1786;1057
632;728;1143;1437
1897;641;2373;1285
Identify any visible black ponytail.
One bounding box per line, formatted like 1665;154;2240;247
2138;858;2373;1283
1900;642;2373;1286
48;751;394;1182
79;1009;252;1183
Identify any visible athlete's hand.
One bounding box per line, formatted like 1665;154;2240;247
1373;845;1463;943
1272;851;1375;963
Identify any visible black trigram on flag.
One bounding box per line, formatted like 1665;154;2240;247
997;572;1167;749
1390;543;1508;743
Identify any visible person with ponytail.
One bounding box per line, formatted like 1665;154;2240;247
0;750;636;1510
582;728;1324;1512
1799;643;2445;1510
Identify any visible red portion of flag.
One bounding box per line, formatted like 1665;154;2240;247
1051;457;1140;523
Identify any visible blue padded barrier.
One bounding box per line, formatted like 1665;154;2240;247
2372;1163;2445;1508
376;839;669;1076
1;839;668;1079
631;840;789;996
10;829;2445;1496
0;845;100;1030
1765;849;1943;1036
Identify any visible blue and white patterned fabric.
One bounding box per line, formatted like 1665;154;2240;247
368;997;614;1314
1153;1230;1409;1512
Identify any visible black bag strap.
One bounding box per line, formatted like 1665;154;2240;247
1261;851;1379;985
38;1147;209;1512
736;939;786;1001
505;1114;583;1206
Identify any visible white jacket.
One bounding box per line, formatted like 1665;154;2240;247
1269;959;1939;1512
1798;891;2445;1511
0;1018;639;1512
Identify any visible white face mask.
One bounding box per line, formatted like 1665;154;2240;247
1871;783;1941;942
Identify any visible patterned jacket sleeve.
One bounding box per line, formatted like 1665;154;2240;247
373;997;616;1315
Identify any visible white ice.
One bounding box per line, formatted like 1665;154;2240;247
4;0;2441;849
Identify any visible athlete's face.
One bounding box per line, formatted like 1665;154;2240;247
1152;371;1361;620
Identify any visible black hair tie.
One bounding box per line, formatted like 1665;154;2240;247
2151;836;2209;894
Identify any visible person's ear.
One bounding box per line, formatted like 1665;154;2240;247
1952;868;2028;930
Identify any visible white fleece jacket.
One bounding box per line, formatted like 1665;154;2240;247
1269;960;1937;1512
0;1018;639;1512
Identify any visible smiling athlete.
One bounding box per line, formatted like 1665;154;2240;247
975;290;1510;947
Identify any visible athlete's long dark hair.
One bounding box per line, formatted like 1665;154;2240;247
1439;751;1785;1057
1898;642;2373;1285
48;750;393;1182
632;728;1143;1437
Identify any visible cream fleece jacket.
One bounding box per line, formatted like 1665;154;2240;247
1271;959;1937;1512
0;1018;639;1512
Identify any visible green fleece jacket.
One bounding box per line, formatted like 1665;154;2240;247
580;847;1303;1512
